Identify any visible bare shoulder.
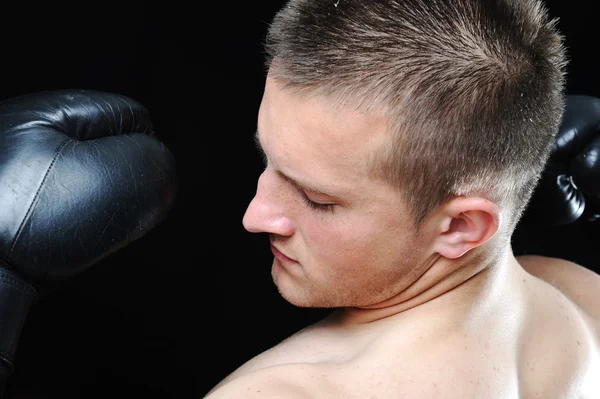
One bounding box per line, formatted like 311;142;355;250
517;254;600;321
203;363;330;399
202;371;308;399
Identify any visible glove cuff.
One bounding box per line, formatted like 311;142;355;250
0;265;37;375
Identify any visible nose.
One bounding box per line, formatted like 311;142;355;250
242;171;295;236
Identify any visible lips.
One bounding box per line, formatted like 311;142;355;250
270;244;297;263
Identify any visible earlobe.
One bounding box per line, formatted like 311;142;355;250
437;241;471;259
432;198;501;259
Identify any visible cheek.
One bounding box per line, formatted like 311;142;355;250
301;216;385;266
300;212;416;276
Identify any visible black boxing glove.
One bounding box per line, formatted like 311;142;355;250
0;89;177;394
522;94;600;226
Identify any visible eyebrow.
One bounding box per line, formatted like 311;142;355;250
253;130;339;198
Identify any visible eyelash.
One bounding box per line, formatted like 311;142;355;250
255;144;334;213
299;191;335;213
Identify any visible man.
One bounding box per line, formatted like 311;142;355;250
206;0;600;397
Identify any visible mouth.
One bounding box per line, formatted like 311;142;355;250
270;244;298;264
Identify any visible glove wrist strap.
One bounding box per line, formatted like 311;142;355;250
0;266;37;375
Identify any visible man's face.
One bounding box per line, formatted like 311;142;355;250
243;77;430;309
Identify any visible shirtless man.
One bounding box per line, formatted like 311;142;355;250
205;0;600;397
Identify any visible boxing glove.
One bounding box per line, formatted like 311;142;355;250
521;94;600;226
0;89;177;394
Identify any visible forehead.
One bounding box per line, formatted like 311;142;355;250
258;78;388;166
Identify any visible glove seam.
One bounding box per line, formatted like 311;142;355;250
7;138;73;269
0;353;14;372
0;274;37;297
0;353;12;364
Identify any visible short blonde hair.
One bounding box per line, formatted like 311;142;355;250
265;0;567;239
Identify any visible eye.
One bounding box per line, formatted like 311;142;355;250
299;191;335;212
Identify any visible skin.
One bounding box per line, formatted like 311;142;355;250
205;75;600;398
244;75;506;322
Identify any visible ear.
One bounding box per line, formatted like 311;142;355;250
431;197;501;259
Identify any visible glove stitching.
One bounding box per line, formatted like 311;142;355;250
7;138;73;274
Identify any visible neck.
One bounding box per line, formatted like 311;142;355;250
335;247;524;326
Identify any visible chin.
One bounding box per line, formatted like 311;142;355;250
271;259;344;308
275;283;342;309
272;279;317;308
274;282;311;307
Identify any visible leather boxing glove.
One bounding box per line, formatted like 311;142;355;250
521;94;600;226
0;89;177;395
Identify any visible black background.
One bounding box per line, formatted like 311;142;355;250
0;1;598;398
